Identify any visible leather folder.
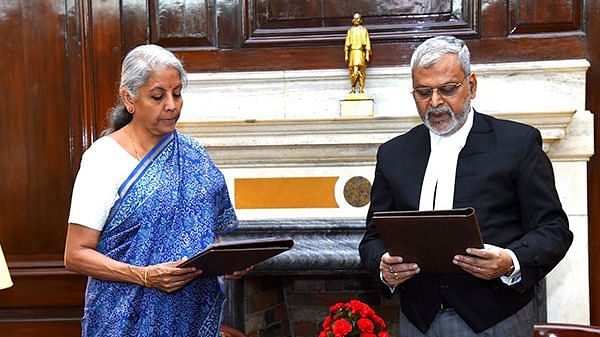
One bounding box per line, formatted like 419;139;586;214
177;237;294;278
373;207;484;274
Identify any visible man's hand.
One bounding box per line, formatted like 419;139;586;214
453;244;513;280
379;252;420;287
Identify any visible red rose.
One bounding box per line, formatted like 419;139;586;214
348;300;375;317
329;302;344;313
357;318;375;333
322;316;332;330
319;300;389;337
332;319;353;337
371;314;386;329
347;300;365;315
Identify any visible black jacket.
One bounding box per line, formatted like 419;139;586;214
359;111;573;332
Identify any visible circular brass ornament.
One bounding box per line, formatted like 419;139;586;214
343;176;371;207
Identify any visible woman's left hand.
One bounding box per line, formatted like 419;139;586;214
224;266;254;280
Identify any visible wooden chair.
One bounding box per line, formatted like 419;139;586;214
221;325;248;337
535;323;600;337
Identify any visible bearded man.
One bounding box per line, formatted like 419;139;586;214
359;36;572;337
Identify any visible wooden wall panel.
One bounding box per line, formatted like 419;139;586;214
322;0;451;17
0;271;86;310
89;0;125;137
122;0;151;52
244;0;476;46
509;0;581;34
0;0;597;334
216;0;241;48
165;0;584;73
0;321;81;337
150;0;216;47
0;0;72;256
0;1;86;335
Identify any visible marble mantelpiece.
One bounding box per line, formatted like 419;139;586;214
223;218;364;274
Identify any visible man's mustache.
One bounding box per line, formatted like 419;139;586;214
426;105;453;119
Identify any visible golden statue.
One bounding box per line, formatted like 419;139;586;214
344;13;372;94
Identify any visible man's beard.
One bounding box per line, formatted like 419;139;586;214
423;97;471;136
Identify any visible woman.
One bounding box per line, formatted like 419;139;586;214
64;44;248;337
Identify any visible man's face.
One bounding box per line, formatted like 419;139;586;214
411;54;477;136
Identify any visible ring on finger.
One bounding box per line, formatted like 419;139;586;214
389;265;394;273
393;272;399;280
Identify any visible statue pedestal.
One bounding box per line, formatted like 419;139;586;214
340;93;374;117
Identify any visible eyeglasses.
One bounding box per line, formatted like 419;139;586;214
412;75;470;101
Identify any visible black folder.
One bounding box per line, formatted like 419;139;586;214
177;237;294;278
372;207;484;273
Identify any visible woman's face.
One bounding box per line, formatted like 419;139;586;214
126;67;183;137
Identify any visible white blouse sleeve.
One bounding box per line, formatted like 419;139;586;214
68;137;138;231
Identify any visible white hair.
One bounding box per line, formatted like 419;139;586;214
410;36;471;75
103;44;187;135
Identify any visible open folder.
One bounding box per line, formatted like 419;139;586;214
373;207;484;274
177;237;294;278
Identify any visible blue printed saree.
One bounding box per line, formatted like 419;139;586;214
82;130;238;337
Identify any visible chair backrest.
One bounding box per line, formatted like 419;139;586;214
535;323;600;337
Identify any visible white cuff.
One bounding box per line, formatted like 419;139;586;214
500;248;522;286
379;271;396;293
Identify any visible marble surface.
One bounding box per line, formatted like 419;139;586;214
180;59;589;122
223;218;365;274
177;110;582;168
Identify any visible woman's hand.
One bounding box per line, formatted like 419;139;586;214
224;266;254;280
65;224;200;292
144;259;201;293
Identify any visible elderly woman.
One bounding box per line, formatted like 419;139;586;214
64;44;247;337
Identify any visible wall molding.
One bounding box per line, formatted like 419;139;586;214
177;110;581;167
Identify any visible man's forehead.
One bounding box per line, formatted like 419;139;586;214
413;54;462;74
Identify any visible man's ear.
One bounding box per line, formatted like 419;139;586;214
468;73;477;99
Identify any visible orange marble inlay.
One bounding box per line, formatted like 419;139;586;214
234;177;339;209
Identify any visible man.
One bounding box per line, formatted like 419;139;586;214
344;13;371;94
359;36;573;336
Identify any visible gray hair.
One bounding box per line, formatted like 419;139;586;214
410;36;471;76
103;44;188;135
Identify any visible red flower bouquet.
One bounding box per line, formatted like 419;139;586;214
319;300;390;337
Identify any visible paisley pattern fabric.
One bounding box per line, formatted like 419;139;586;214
82;130;238;337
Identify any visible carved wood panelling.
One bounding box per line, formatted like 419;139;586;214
0;0;598;334
244;0;478;46
149;0;216;47
509;0;581;34
0;0;88;332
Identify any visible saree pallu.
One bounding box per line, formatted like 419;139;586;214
82;130;238;337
